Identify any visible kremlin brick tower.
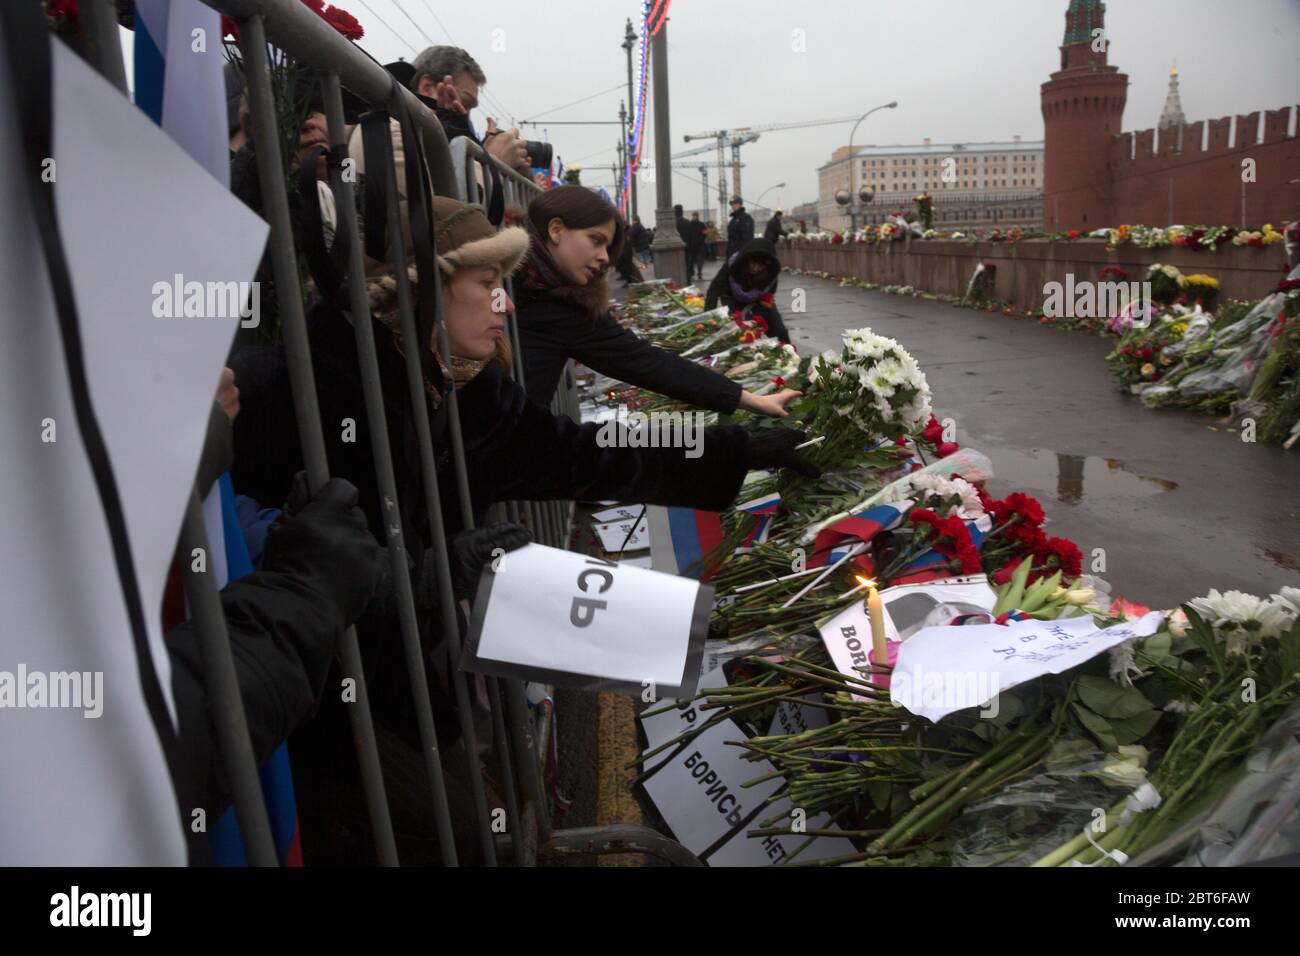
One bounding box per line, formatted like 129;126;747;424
1040;0;1129;231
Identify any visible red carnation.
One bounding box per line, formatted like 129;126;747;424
921;415;944;444
935;441;959;458
772;376;786;388
992;558;1023;586
1033;535;1083;578
220;15;239;40
321;4;364;39
730;311;745;327
760;293;775;307
301;0;327;12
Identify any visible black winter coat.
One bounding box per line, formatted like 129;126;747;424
727;206;755;255
763;215;784;243
515;297;743;414
167;565;344;823
705;237;789;344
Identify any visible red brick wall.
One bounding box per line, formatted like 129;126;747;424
1105;110;1300;228
782;237;1290;310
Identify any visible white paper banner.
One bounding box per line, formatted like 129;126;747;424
892;611;1165;722
819;575;998;699
592;505;645;524
593;514;648;552
463;544;711;697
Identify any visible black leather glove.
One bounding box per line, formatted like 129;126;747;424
743;427;821;479
449;522;532;599
264;472;385;626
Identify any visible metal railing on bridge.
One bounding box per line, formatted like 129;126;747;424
65;0;695;867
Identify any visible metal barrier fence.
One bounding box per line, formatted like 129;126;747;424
69;0;692;867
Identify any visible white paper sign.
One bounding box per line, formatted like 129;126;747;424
892;611;1165;722
592;505;645;524
463;544;711;697
767;695;830;739
818;576;999;698
640;708;857;866
593;515;649;553
878;575;997;642
639;717;785;860
0;39;267;864
638;664;728;752
705;792;857;867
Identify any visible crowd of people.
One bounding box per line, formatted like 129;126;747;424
167;38;816;864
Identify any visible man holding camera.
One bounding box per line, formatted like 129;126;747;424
410;45;548;176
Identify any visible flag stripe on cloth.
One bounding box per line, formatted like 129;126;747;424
664;506;724;580
808;501;911;569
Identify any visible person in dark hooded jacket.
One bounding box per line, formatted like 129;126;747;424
705;236;790;344
515;186;803;417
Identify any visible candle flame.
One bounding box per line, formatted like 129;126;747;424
854;576;876;588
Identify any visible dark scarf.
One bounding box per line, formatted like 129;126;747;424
727;252;773;305
515;220;612;321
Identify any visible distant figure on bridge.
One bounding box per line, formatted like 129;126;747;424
628;215;652;268
764;208;786;243
726;197;754;258
686;212;707;283
705;221;720;260
705;237;789;344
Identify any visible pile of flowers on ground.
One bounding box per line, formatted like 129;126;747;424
785;262;1300;447
602;306;1298;867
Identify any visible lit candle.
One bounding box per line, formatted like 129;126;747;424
866;581;888;667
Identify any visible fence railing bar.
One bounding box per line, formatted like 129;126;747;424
238;13;398;866
321;72;463;865
484;676;523;863
179;492;279;865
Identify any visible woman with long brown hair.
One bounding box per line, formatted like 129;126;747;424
514;185;802;416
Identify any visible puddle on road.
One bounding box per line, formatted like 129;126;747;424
1261;548;1300;573
975;444;1179;505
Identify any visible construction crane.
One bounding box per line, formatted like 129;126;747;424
682;114;862;220
585;160;738;221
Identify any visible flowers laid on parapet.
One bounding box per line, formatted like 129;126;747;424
787;222;1289;253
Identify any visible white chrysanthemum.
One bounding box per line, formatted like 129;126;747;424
1271;586;1300;618
866;368;897;398
1163;700;1199;715
1187;588;1289;653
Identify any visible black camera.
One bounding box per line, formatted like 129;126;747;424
525;140;553;168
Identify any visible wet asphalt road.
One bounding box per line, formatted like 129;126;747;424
780;270;1300;609
552;261;1300;856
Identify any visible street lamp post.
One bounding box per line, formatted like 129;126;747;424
622;19;639;221
755;182;786;209
846;101;898;233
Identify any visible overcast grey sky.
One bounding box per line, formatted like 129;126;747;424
343;0;1297;220
123;1;1294;218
